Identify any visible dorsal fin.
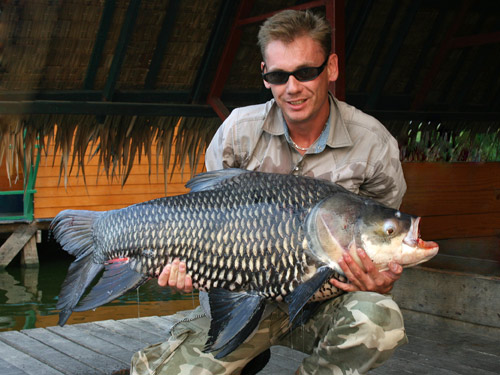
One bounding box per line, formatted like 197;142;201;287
185;168;251;192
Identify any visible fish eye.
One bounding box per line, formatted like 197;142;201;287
383;220;397;236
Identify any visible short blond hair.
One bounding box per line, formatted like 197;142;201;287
257;9;332;61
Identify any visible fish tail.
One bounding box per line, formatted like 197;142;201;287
50;209;102;260
51;209;105;326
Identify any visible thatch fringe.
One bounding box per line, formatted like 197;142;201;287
0;115;221;191
0;116;24;187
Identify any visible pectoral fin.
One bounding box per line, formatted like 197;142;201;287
285;266;335;325
204;288;265;359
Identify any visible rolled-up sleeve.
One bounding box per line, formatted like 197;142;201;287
360;137;407;209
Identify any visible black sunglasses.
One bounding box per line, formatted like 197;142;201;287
262;57;329;85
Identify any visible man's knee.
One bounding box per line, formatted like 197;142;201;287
298;292;408;374
336;291;407;352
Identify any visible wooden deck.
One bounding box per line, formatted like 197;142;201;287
0;308;498;375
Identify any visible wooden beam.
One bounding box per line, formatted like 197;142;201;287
191;0;239;103
345;0;374;62
103;0;142;101
0;101;217;117
404;7;444;94
144;0;181;90
207;96;230;120
365;0;421;109
0;90;191;102
358;2;399;93
83;0;116;90
411;0;472;110
0;224;38;268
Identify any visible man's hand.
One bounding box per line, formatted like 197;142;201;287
158;259;194;293
330;248;402;294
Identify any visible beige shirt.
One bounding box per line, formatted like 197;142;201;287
206;95;406;209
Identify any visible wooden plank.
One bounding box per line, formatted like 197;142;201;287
23;328;124;374
419;212;500;240
0;224;38;268
34;180;171;195
34;174;193;190
34;192;171;209
403;315;500;358
425;253;500;276
46;325;132;365
0;340;65;375
402;162;500;192
0;357;28;375
117;317;171;338
95;320;165;344
0;330;91;374
76;320;151;353
392;267;500;328
35;163;202;179
401;188;499;216
376;352;462;375
395;335;500;374
436;237;500;259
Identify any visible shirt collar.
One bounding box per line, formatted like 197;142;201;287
262;93;353;149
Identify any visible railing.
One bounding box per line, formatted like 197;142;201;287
0;143;40;222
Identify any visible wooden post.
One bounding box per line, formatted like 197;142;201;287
21;235;39;268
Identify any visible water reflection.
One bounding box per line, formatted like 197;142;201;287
0;260;199;332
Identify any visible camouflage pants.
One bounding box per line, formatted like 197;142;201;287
130;292;408;375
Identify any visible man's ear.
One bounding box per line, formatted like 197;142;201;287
261;61;271;89
327;54;339;82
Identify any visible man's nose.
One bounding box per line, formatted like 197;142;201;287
286;75;301;93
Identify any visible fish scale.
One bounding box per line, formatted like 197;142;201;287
51;168;439;358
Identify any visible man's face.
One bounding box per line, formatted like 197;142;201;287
262;35;338;128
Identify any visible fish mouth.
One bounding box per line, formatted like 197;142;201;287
402;217;439;265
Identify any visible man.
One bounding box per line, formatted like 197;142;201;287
132;9;407;375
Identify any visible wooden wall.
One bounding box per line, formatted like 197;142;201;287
34;146;205;219
400;162;500;276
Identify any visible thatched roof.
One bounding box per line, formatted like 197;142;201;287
1;0;499;186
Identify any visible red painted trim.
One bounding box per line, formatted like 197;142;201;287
207;0;255;120
328;0;345;100
208;96;230;120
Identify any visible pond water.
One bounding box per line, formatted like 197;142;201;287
0;256;199;332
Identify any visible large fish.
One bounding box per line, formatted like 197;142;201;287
51;169;438;358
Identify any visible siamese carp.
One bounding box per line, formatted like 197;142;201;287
52;169;438;358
